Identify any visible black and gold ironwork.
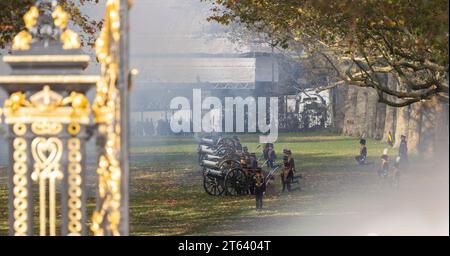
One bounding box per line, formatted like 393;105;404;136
91;0;125;236
0;0;130;236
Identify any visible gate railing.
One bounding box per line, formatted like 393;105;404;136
0;0;131;236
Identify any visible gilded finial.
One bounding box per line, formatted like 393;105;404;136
24;6;39;29
51;5;82;49
4;92;30;112
12;31;33;50
61;29;81;50
12;5;40;50
52;5;70;30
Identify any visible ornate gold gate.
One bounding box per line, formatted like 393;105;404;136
0;0;131;236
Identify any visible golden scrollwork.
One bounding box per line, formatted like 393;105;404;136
31;137;63;236
67;138;83;235
31;122;63;135
3;86;91;125
31;137;64;181
91;0;123;236
12;137;28;236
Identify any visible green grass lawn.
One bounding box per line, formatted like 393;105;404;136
0;131;408;236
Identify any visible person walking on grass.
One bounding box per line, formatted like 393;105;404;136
281;155;294;193
265;144;277;168
355;139;368;165
263;143;275;166
254;169;266;211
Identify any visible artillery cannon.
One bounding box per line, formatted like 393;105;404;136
197;135;239;163
197;144;235;163
198;135;264;197
201;158;247;196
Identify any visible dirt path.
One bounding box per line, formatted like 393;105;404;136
201;162;449;236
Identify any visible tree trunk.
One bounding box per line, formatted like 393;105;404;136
433;100;449;160
419;100;436;158
408;102;422;154
333;86;348;132
343;85;358;136
365;89;379;138
394;106;410;148
383;74;398;141
355;88;369;137
394;78;410;148
375;102;386;140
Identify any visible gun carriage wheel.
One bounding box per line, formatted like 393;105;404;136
224;167;248;196
203;168;225;196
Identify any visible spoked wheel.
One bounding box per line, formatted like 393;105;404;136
203;172;225;196
219;159;240;171
216;146;233;157
224;168;248;196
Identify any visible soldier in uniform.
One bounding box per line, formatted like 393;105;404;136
253;169;266;210
263;143;273;163
265;144;277;168
355;139;368;165
283;149;296;173
281;155;294;192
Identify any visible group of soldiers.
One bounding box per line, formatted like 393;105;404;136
239;133;412;211
252;143;299;210
354;134;409;188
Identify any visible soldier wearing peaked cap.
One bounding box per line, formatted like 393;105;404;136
281;149;296;193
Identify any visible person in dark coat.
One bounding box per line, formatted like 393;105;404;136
281;155;294;192
265;145;276;168
253;169;266;210
355;139;368;165
263;143;273;162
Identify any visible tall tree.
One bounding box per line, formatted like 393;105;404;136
203;0;449;107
